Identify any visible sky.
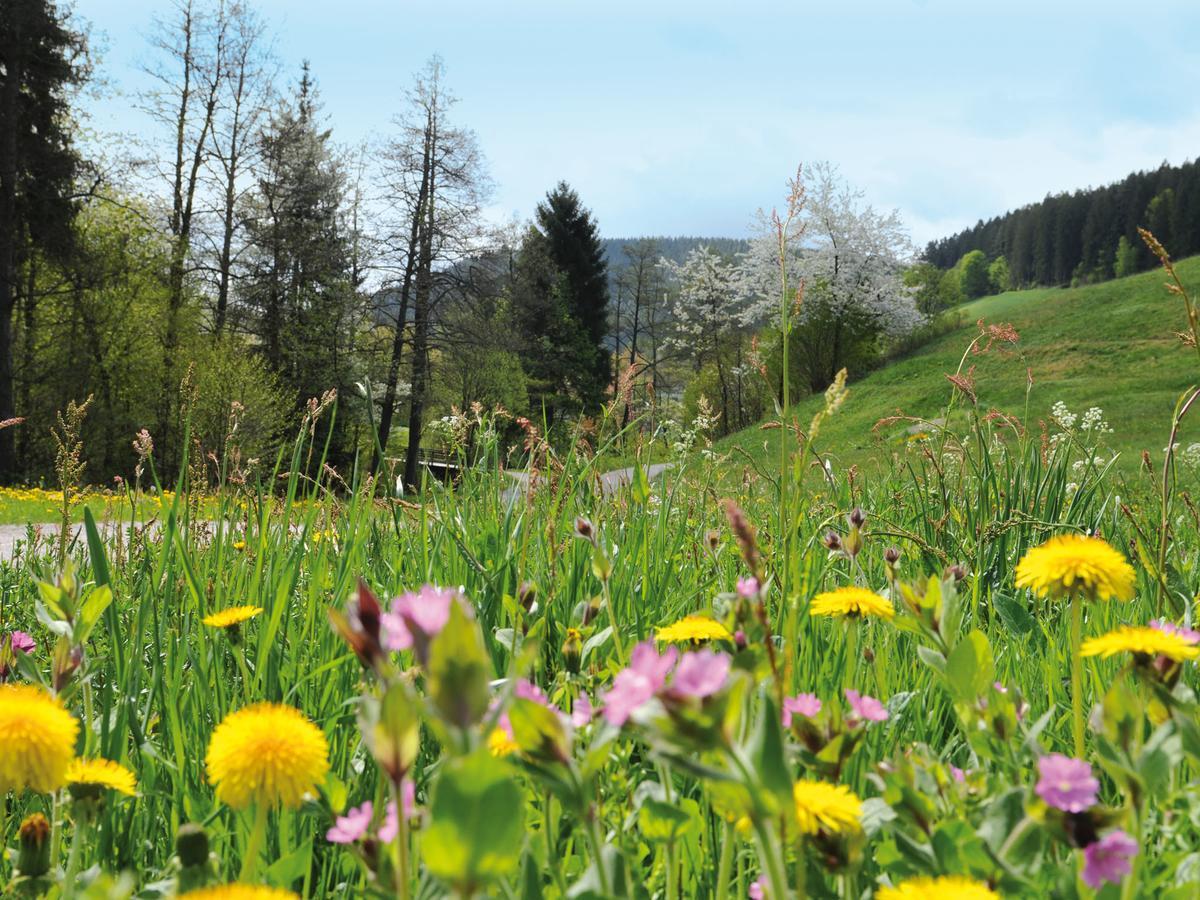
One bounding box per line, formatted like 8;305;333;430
71;0;1200;248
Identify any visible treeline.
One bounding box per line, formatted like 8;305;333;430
924;158;1200;288
0;1;621;487
1;3;932;488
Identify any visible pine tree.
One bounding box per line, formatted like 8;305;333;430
0;0;87;480
534;183;610;410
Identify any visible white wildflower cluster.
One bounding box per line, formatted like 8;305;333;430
660;398;720;457
1049;401;1113;448
1166;442;1200;470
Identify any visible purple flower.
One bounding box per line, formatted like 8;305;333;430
993;681;1008;694
515;678;551;707
378;781;418;843
9;631;34;655
382;585;455;652
1151;619;1200;644
670;650;730;698
736;577;760;600
600;641;677;727
782;693;822;727
326;801;374;844
845;689;889;723
571;694;593;728
1082;830;1138;889
950;765;967;783
748;875;768;899
1035;753;1099;813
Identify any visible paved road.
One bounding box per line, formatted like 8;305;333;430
0;464;677;561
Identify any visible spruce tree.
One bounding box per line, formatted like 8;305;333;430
0;0;86;480
534;182;610;410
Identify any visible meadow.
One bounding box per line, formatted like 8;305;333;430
4;261;1200;899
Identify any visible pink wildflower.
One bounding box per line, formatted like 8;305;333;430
1035;754;1099;813
845;689;889;723
782;693;822;727
600;641;677;726
670;650;730;698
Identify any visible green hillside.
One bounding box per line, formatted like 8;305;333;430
717;256;1200;478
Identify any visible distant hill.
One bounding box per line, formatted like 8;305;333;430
716;257;1200;478
601;236;748;273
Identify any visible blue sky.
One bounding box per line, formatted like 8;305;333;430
73;0;1200;246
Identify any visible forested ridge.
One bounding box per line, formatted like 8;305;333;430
924;158;1200;287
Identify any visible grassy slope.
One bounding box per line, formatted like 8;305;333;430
716;256;1200;477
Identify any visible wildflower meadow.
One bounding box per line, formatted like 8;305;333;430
0;235;1198;899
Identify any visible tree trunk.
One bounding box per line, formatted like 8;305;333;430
0;25;22;481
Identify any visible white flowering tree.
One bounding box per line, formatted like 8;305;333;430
659;246;765;433
738;162;924;393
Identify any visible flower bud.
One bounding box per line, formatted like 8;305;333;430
582;596;602;627
704;529;720;553
823;531;842;552
175;823;210;868
175;823;214;893
16;813;51;878
848;507;866;528
518;581;538;612
573;516;595;543
562;628;583;674
883;547;901;565
946;563;968;582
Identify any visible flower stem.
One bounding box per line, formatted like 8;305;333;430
715;820;734;900
394;781;411;900
1070;593;1085;757
752;818;788;900
239;802;269;883
584;808;612;897
61;811;89;899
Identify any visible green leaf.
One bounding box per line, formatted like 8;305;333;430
266;836;312;887
637;797;696;843
859;797;897;838
945;629;993;701
423;750;525;889
427;600;491;729
509;697;570;763
993;591;1035;634
74;586;112;644
916;645;946;674
744;690;793;815
83;507;110;587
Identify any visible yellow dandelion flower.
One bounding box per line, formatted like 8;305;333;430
66;758;137;797
232;540;246;551
1015;534;1135;602
877;875;1000;900
206;703;329;809
655;614;733;643
487;727;519;757
1081;625;1200;663
792;779;862;835
202;606;263;629
809;586;895;620
181;887;299;900
0;684;79;793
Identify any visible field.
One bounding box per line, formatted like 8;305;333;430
3;289;1200;898
719;257;1200;483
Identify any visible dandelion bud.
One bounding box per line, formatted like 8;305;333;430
175;823;214;893
823;531;842;551
848;507;866;528
16;813;51;878
573;516;595;543
582;596;602;627
562;628;583;674
176;823;209;868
